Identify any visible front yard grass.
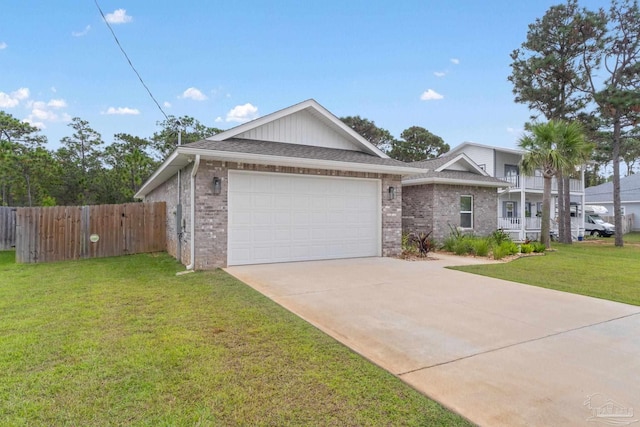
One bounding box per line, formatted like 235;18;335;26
450;232;640;306
0;251;471;426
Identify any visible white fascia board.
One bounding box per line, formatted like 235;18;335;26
134;150;185;199
447;141;525;156
207;99;389;159
177;146;422;175
436;153;489;176
402;176;511;188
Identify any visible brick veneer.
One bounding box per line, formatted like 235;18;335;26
402;184;497;243
145;160;402;270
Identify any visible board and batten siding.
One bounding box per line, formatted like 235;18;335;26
458;145;496;176
235;109;359;151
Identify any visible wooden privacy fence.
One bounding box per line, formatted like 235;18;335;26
15;202;166;263
0;207;16;250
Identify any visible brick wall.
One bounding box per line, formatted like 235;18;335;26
145;160;402;269
403;184;498;243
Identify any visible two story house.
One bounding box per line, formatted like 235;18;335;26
447;142;586;241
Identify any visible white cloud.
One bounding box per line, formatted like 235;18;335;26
24;99;71;129
24;118;46;129
214;116;223;123
105;9;133;24
72;25;91;37
434;71;446;78
420;89;444;101
450;58;460;65
163;101;172;108
31;101;58;121
226;103;258;122
180;87;208;101
0;87;30;108
0;42;7;50
105;107;140;115
47;99;67;108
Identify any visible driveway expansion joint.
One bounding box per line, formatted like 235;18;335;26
397;310;640;377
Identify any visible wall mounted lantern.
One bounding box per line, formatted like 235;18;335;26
213;177;222;195
388;186;396;200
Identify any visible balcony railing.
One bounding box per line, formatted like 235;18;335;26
498;217;583;231
499;175;582;192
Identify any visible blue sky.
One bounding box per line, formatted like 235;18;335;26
1;1;608;152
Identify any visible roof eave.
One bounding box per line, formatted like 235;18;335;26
402;176;511;188
135;146;425;198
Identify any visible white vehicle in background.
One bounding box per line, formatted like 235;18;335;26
584;205;615;237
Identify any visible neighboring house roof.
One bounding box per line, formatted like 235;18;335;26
446;141;525;157
402;153;511;188
585;173;640;203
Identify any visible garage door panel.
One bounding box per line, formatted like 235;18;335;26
228;171;380;265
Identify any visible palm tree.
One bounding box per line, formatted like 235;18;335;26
519;120;587;248
557;124;591;244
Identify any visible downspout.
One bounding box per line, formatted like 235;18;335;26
176;130;182;263
186;154;200;270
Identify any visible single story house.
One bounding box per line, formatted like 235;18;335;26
135;99;425;269
585;173;640;231
135;100;508;269
402;154;510;242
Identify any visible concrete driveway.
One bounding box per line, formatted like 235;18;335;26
225;255;640;426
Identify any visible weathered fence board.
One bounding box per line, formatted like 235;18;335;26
15;202;166;263
0;207;16;250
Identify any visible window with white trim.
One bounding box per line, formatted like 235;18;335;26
460;195;473;229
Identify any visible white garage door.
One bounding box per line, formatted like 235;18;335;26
228;171;381;265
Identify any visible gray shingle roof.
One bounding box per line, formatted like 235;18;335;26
184;138;411;168
404;154;510;186
403;170;510;185
585;173;640;202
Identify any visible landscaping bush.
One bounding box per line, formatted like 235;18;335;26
402;233;419;255
489;229;511;246
493;241;519;260
453;238;473;255
472;239;490;257
532;242;546;253
520;243;533;254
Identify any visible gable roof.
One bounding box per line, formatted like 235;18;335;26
446;141;525;157
585;173;640;203
402;153;510;188
135;100;425;199
208;99;388;158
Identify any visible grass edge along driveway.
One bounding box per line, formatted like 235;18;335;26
450;234;640;307
0;251;471;426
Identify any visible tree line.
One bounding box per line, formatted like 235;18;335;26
0;112;222;207
0;109;450;208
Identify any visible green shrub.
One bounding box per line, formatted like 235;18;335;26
489;229;511;246
493;241;519;260
442;236;457;252
532;242;546;253
492;244;508;260
402;233;417;254
473;239;490;257
453;238;472;255
520;243;533;254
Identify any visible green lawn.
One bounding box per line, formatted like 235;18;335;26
451;232;640;306
0;251;470;426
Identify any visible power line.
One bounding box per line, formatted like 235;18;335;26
94;0;169;121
